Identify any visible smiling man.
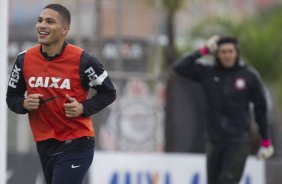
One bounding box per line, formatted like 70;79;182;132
6;4;116;184
173;36;274;184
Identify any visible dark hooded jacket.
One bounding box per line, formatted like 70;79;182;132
173;50;269;142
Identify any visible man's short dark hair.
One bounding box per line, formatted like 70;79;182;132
44;4;71;25
217;36;240;53
217;37;238;46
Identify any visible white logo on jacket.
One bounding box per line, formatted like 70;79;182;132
235;78;246;90
28;77;71;89
213;76;220;82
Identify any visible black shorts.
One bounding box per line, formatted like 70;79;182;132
39;147;94;184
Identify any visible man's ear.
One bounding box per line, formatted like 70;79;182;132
62;25;70;36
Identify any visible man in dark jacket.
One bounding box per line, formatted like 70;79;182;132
173;36;274;184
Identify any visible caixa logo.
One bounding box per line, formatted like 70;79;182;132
110;171;171;184
109;171;253;184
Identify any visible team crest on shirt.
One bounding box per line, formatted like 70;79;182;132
235;78;246;90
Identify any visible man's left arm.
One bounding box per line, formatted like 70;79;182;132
250;71;274;159
80;52;116;117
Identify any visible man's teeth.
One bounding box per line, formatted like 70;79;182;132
39;32;49;35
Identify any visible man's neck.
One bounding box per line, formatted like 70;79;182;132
41;40;65;57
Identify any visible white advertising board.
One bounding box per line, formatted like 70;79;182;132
90;152;265;184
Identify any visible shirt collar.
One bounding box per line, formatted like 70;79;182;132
40;42;68;61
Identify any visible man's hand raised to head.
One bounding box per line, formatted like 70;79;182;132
64;95;84;118
205;35;220;55
24;94;43;111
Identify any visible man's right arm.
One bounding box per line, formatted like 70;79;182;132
6;52;28;114
173;48;207;81
173;36;220;81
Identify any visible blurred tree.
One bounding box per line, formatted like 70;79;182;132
133;0;221;152
190;6;282;83
146;0;229;152
139;0;186;64
159;0;186;152
161;0;186;65
94;0;102;56
131;0;186;151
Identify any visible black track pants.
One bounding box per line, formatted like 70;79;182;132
206;141;250;184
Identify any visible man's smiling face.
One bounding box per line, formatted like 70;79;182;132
35;8;69;46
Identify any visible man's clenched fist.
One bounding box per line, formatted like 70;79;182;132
64;95;84;118
24;94;43;111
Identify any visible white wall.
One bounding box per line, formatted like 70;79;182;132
0;0;8;183
90;152;265;184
